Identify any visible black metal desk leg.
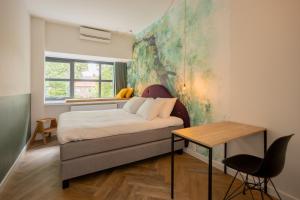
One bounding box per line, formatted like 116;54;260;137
171;133;175;199
208;148;213;200
264;130;268;194
224;143;227;174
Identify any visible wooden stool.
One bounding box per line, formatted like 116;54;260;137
30;118;57;145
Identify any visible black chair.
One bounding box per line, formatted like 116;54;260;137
223;134;294;200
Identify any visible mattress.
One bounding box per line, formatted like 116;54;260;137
60;125;183;161
57;109;183;144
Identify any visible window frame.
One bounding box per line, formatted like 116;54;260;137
45;57;114;101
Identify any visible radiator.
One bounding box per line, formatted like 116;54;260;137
70;104;117;111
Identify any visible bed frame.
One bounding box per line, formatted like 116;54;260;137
60;84;190;188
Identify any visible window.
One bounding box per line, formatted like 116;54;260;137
45;57;114;101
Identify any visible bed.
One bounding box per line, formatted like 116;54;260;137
58;84;190;188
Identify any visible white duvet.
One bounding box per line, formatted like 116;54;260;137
57;109;183;144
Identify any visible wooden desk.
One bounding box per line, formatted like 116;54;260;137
171;121;267;200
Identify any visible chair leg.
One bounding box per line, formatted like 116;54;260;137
43;133;47;144
225;183;245;200
29;129;39;146
269;179;282;200
259;178;265;200
223;171;238;200
245;176;256;200
243;174;256;200
249;187;255;200
260;189;265;200
242;174;249;195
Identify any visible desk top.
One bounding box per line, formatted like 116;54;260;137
172;121;266;148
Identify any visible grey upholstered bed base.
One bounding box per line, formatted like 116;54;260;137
60;126;185;188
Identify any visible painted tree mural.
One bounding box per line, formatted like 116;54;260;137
128;0;224;159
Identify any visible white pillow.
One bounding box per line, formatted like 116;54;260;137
123;97;146;114
157;98;177;118
136;98;165;120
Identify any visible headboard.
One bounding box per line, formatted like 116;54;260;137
141;84;190;128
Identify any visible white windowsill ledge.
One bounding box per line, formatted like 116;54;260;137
44;99;129;106
44;101;67;106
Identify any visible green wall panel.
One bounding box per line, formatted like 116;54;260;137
0;94;31;182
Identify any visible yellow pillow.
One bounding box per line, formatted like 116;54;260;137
125;88;134;98
116;88;128;99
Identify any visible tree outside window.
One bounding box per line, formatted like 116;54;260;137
45;58;114;101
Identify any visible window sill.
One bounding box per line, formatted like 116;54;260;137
44;101;67;106
44;99;129;106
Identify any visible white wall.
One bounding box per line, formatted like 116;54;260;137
0;0;30;96
229;0;300;199
31;17;70;131
185;0;231;161
30;17;133;131
31;17;45;131
45;21;133;59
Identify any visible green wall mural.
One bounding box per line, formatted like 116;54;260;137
128;0;223;159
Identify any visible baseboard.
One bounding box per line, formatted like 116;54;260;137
0;142;28;193
184;148;299;200
184;147;224;171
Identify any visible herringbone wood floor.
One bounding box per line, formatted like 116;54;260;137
0;139;272;200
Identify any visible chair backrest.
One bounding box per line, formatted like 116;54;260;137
256;134;294;178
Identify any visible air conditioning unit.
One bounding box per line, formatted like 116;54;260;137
79;26;111;43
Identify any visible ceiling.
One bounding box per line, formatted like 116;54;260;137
25;0;174;34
